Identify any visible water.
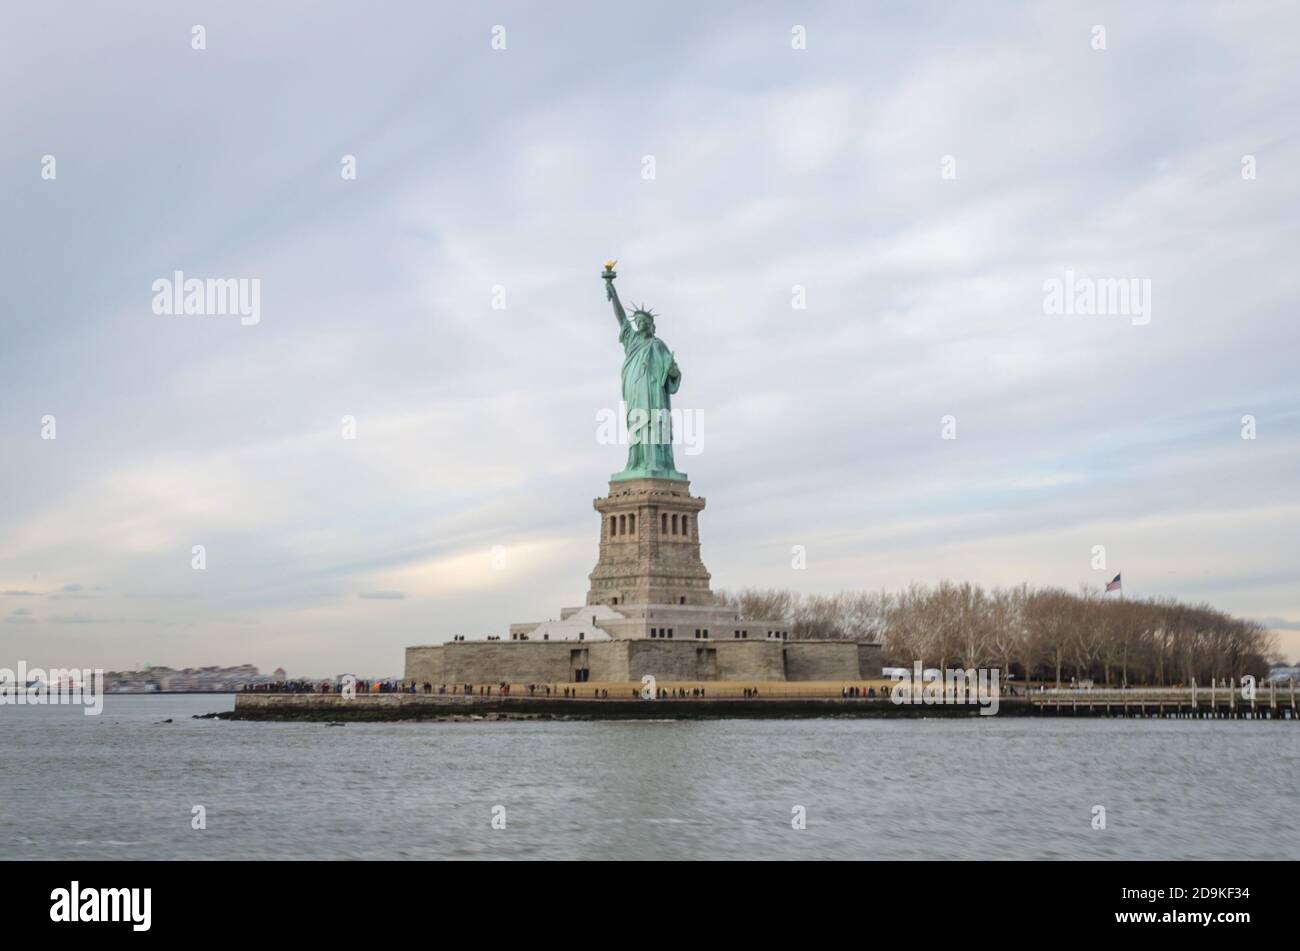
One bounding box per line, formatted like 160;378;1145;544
2;695;1297;860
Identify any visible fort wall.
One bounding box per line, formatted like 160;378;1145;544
405;638;871;685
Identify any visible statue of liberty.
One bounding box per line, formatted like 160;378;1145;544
602;261;686;481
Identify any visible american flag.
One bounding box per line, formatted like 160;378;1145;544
1105;573;1122;593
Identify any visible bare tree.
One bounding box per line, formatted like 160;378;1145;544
1026;588;1074;687
718;582;1274;685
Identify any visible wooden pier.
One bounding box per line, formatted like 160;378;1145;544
1028;680;1298;720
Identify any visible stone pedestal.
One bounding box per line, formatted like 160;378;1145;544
404;475;881;685
587;478;712;607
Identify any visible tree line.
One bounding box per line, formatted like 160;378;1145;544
714;583;1278;685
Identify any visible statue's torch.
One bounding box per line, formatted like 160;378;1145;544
602;259;618;301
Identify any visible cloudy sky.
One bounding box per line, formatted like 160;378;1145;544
3;2;1297;676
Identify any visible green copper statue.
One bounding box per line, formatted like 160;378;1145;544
603;261;686;482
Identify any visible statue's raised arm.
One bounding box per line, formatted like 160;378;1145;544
602;259;627;328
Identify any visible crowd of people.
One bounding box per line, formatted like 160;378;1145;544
241;679;332;693
241;679;414;694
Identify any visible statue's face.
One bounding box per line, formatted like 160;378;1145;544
634;313;655;336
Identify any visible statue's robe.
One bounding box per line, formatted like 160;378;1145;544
619;320;681;476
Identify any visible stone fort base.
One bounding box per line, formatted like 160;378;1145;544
405;637;882;686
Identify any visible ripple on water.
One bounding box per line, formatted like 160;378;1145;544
1;696;1296;859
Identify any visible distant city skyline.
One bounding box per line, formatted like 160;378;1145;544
3;2;1298;676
